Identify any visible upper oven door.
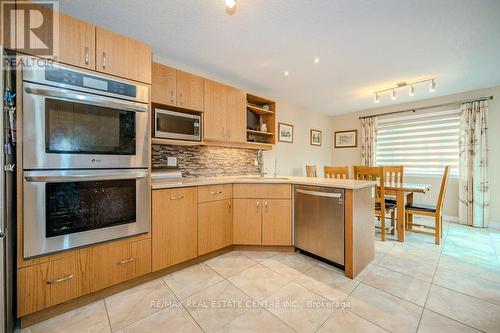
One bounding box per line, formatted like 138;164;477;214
22;82;149;169
155;109;201;141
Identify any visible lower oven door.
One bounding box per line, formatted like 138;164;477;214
23;169;150;258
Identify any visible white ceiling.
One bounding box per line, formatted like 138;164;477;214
59;0;500;115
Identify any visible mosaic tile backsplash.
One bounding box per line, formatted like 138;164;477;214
152;145;261;178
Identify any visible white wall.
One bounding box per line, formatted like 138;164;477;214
263;100;334;177
330;85;500;224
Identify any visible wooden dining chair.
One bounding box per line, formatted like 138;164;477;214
353;166;396;241
324;166;349;179
384;165;404;199
305;165;317;177
405;166;450;245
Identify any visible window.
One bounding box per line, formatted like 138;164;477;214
375;109;460;176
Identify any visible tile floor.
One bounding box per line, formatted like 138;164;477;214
20;220;500;333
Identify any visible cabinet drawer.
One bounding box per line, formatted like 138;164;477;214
233;184;291;199
198;184;232;202
17;256;86;317
87;238;151;292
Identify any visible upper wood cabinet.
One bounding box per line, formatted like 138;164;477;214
152;188;198;271
152;63;177;106
204;79;228;141
176;70;204;111
226;87;247;143
57;13;96;69
96;27;152;83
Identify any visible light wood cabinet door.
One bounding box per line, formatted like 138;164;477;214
177;70;204;111
262;199;292;245
17;255;86;317
85;238;151;292
152;188;198;271
204;79;227;141
152;62;177;106
96;27;152;83
56;12;96;69
226;86;247;143
198;200;232;255
233;199;262;245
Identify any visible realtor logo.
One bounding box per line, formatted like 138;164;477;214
1;1;59;57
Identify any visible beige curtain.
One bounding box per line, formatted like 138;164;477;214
459;100;489;227
360;117;377;166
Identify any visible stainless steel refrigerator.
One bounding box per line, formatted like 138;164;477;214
1;44;16;333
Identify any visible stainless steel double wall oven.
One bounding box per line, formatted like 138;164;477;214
22;62;150;258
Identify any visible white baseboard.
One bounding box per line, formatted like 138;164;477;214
489;220;500;230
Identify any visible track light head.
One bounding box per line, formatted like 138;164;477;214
391;89;397;100
374;93;380;103
409;85;415;96
429;79;436;92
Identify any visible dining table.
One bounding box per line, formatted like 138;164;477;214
384;182;431;242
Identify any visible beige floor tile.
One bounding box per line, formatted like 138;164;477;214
433;265;500;306
265;282;335;333
438;254;500;282
205;251;259;278
105;278;176;331
347;284;422;333
240;251;279;262
21;301;110;333
183;280;251;333
228;264;290;300
390;243;442;261
117;306;202;333
354;263;375;282
426;285;500;332
362;266;430;306
417;310;481;333
261;252;317;280
317;309;388;333
295;263;359;302
379;253;437;282
163;263;224;300
216;308;293;333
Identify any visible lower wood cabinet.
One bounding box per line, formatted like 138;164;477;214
152;187;198;271
262;199;292;245
233;199;262;244
198;199;232;255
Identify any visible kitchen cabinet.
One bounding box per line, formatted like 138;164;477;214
232;199;263;244
96;27;152;83
226;86;247;143
198;200;232;255
152;62;177;106
198;184;232;203
57;12;96;69
204;79;228;141
177;70;204;111
152;187;198;271
262;199;292;245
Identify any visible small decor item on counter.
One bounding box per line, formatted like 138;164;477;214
278;122;294;143
310;129;322;146
262;103;270;110
261;123;268;132
335;130;358;148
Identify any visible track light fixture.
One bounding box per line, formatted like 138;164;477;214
225;0;237;15
373;78;436;103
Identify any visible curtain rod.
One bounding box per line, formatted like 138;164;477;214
358;95;493;120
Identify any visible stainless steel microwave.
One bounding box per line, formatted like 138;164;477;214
154;108;201;141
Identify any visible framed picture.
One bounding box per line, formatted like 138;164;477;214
335;130;358;148
278;123;294;143
310;129;322;146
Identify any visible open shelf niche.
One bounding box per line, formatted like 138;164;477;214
246;94;276;145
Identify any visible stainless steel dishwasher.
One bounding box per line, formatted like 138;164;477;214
294;185;344;266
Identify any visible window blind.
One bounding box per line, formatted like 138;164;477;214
375;109;460;176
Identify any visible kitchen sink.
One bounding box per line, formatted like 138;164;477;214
237;176;290;180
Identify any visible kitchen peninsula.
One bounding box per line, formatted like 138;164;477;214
151;175;375;279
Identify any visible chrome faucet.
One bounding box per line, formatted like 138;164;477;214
273;158;279;177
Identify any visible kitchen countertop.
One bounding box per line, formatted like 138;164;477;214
151;174;376;190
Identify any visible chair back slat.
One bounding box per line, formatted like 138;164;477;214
305;165;317;178
383;165;404;183
353;166;386;211
324;166;349;179
436;166;450;214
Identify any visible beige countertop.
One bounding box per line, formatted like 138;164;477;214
151;174;376;190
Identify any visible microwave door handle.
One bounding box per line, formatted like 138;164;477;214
24;172;148;183
24;84;148;113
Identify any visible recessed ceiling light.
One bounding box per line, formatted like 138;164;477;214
314;58;319;64
284;71;289;76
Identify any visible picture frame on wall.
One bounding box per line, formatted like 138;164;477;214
278;123;294;143
310;129;322;146
335;130;358;148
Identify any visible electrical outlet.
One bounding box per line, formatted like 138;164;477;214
167;157;177;167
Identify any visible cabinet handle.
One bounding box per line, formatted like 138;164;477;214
46;274;74;285
118;257;135;265
264;201;268;209
256;201;260;207
84;47;89;65
102;52;107;69
228;200;231;209
210;191;222;195
170;195;185;200
170;90;174;103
